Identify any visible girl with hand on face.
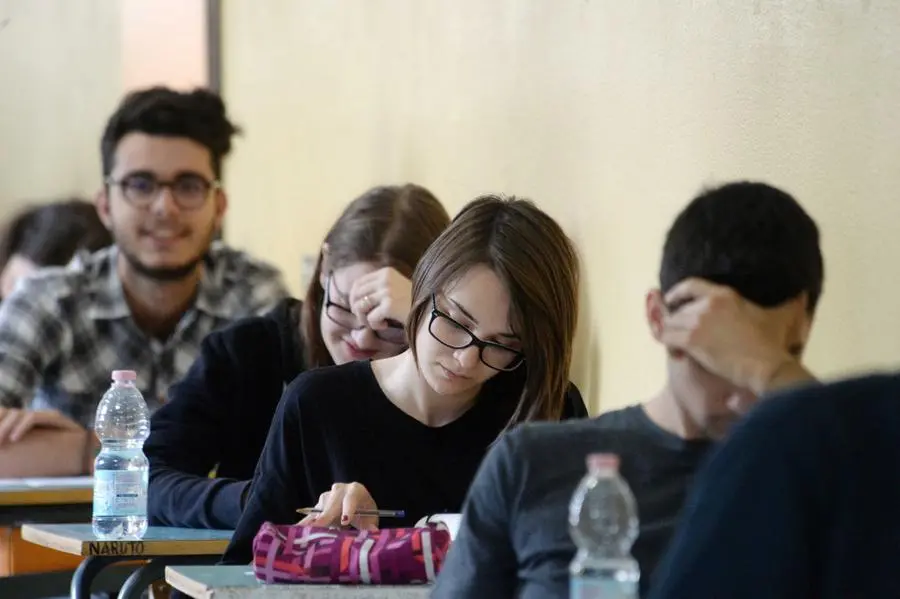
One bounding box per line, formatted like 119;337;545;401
145;184;450;529
221;194;588;564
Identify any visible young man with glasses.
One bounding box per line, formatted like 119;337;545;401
433;181;824;599
0;87;287;477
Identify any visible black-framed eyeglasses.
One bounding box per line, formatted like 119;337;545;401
105;173;220;211
428;295;525;371
324;272;406;344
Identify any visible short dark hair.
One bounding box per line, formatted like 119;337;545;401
100;86;241;178
660;181;824;313
0;199;111;272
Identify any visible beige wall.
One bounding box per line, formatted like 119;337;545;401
0;0;122;211
0;0;207;217
222;0;900;413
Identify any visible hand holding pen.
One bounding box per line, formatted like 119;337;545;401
296;508;405;519
297;481;389;530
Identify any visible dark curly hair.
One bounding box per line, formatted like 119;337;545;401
100;86;241;178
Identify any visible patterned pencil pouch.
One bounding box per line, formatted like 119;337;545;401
251;521;452;585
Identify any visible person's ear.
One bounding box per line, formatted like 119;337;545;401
212;187;228;232
95;187;113;230
785;292;813;354
646;289;665;341
646;288;684;359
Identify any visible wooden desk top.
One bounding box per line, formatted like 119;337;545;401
166;565;432;599
21;523;233;557
0;477;93;506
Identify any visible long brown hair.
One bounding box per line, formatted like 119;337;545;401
407;194;580;428
301;184;450;367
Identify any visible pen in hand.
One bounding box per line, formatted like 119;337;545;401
295;507;406;518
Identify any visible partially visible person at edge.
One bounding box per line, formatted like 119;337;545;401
648;372;900;599
221;194;590;565
432;181;823;599
145;184;451;529
0;86;287;478
0;198;112;299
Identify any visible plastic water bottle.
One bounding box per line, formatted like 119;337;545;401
92;370;150;540
569;453;640;598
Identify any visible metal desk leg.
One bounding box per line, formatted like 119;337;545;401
117;554;221;599
70;555;124;599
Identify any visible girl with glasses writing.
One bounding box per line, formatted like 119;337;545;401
145;184;449;529
222;194;588;564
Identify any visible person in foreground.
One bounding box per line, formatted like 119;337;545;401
0;87;287;478
648;371;900;599
432;181;824;599
221;194;589;565
145;184;450;529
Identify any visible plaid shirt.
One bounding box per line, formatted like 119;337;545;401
0;242;289;427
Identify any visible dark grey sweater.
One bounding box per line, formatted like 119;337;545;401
432;405;712;599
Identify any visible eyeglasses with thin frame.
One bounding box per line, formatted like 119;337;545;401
324;272;406;345
105;172;220;211
428;294;525;371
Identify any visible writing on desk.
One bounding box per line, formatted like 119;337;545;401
87;541;146;556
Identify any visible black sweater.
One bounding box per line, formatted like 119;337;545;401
649;374;900;599
221;360;589;564
145;298;305;529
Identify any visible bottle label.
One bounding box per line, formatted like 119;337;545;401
570;577;638;599
93;470;146;517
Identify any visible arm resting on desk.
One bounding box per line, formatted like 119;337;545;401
0;428;88;477
146;330;253;529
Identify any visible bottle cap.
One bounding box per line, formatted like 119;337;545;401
111;370;137;382
586;452;620;473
